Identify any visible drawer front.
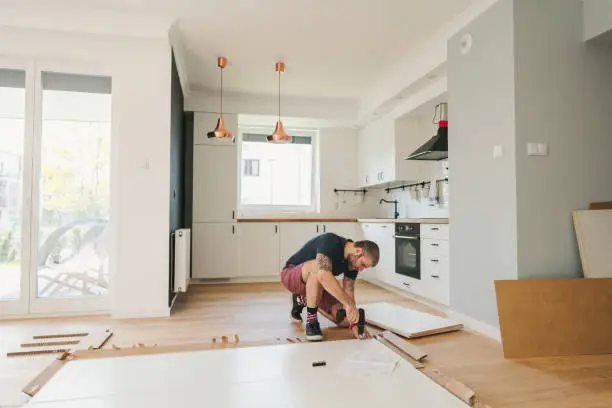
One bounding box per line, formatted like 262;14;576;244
421;255;449;280
421;238;449;259
422;272;450;305
421;224;449;239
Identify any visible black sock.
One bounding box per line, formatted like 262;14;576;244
306;307;318;323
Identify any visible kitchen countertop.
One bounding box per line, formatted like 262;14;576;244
237;218;358;223
357;218;449;224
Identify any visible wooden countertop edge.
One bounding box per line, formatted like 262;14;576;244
237;218;449;224
357;218;449;224
237;218;359;223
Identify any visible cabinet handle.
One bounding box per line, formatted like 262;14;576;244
365;175;369;183
431;258;439;263
431;243;439;247
431;227;439;231
402;282;411;287
274;225;278;233
323;224;326;233
431;274;440;279
232;210;235;219
232;225;235;234
316;225;319;233
380;171;384;181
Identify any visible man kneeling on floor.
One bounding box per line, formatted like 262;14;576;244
281;232;379;341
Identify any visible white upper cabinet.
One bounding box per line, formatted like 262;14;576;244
194;112;237;145
357;115;442;188
193;144;237;222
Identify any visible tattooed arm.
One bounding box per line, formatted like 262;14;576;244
343;276;356;303
314;253;358;322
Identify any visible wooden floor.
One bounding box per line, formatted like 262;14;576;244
2;281;612;407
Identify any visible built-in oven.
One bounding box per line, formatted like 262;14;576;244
394;223;420;279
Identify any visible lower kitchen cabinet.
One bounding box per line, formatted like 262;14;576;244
278;223;319;270
360;223;394;284
238;223;280;277
191;222;238;279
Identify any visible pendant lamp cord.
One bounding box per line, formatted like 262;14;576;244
220;65;223;115
278;69;281;120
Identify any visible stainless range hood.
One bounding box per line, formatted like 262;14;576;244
405;102;448;161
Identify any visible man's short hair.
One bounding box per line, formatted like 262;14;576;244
354;240;380;266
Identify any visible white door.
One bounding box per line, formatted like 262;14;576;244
1;60;113;316
238;223;279;277
279;223;317;270
193;144;237;222
191;222;238;279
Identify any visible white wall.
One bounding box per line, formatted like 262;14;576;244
447;0;519;327
514;0;612;279
317;127;379;218
0;26;172;318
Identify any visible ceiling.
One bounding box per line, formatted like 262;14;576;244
1;0;474;102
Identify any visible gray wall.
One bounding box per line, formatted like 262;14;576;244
447;0;519;327
448;0;612;327
583;0;612;41
514;0;612;280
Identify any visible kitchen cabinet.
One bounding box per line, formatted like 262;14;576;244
192;222;238;279
360;223;394;284
238;223;280;277
278;223;319;270
192;144;237;222
357;115;442;188
419;224;449;305
318;222;361;240
193;112;237;146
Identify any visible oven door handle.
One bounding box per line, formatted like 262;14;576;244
393;235;419;240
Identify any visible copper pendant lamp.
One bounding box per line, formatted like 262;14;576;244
267;62;291;143
207;57;233;140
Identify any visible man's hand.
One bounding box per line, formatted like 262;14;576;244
345;302;359;325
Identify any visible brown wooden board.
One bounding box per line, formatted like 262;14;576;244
495;278;612;358
589;201;612;210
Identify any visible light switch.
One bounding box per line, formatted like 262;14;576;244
493;145;503;158
527;143;548;156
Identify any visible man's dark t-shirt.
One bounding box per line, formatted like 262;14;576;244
284;232;358;280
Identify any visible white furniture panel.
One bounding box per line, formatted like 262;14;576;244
192;144;237;222
238;223;280;277
191;222;238;279
320;222;360;240
193;112;237;146
27;340;468;408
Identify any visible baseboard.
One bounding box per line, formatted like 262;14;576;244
363;278;502;343
447;309;501;343
0;310;110;321
190;276;281;285
112;308;171;319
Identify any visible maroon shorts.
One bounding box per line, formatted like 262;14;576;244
280;263;340;314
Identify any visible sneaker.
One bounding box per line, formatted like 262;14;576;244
305;319;323;341
290;294;304;322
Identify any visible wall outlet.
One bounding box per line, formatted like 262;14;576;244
527;143;548;156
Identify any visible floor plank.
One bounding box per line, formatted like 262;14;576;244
2;281;612;407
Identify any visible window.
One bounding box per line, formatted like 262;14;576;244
239;128;317;214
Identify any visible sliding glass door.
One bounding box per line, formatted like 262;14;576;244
0;64;30;315
0;60;112;316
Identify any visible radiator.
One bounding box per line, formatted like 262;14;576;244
173;228;191;293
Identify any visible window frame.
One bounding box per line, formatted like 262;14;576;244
237;124;319;216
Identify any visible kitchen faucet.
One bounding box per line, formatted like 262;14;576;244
379;198;399;219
